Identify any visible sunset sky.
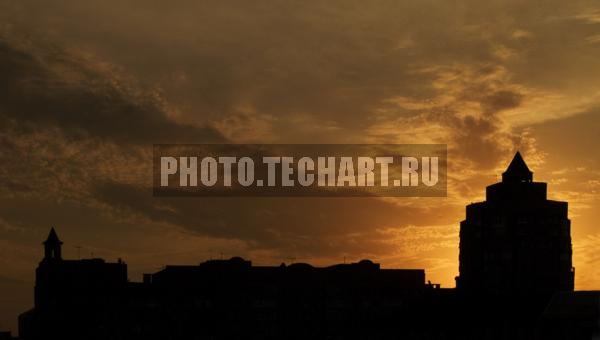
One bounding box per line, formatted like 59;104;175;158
1;0;600;333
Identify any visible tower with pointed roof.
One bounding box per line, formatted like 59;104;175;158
456;152;574;296
43;227;63;260
502;151;533;183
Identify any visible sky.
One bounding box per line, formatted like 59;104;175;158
1;0;600;333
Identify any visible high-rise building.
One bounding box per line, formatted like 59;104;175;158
456;152;574;296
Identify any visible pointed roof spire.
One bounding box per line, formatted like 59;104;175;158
43;227;63;245
502;151;533;183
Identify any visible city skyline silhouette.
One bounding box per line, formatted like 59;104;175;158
4;153;597;339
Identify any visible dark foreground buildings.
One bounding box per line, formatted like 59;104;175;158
15;153;600;339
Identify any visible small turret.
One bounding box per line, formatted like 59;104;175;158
43;227;63;260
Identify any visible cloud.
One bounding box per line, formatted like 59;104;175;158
91;181;462;258
0;35;224;145
366;64;529;171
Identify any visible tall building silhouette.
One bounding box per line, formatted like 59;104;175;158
456;152;574;296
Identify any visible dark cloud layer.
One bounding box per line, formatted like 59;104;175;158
0;36;223;144
2;1;531;133
93;181;458;257
5;0;593;169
